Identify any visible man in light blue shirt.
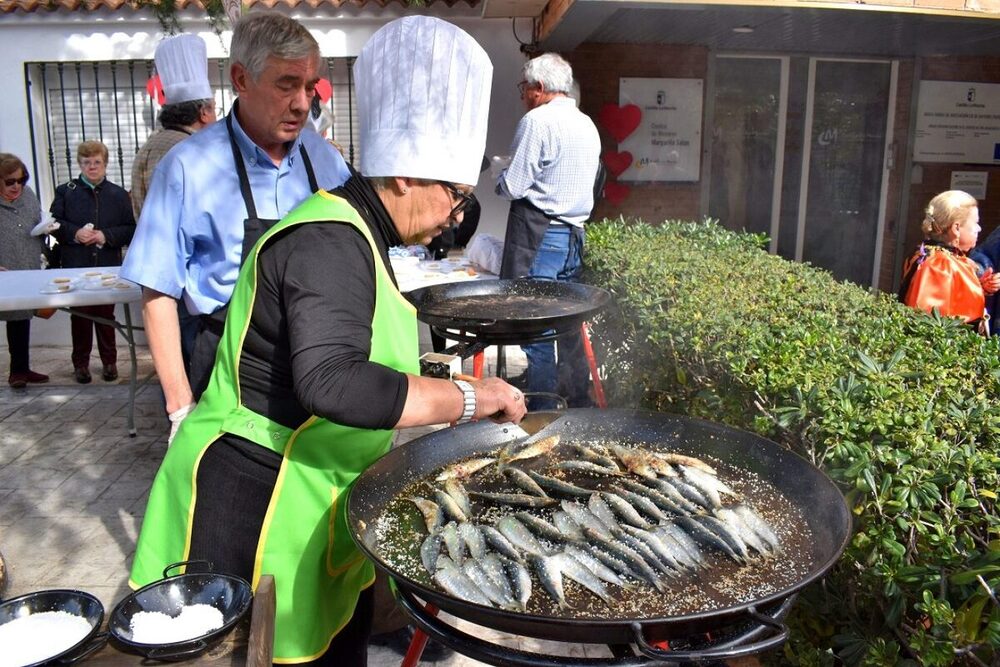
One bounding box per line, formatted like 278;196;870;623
495;53;601;409
121;12;351;438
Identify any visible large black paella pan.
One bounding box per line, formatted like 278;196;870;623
405;279;612;344
347;410;850;647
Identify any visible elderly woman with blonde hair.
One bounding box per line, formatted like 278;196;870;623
899;189;1000;332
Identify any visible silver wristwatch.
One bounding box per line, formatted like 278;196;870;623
453;380;476;423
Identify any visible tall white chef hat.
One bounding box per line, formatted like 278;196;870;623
154;34;212;105
354;17;492;187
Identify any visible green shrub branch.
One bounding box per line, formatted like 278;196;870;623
585;217;1000;665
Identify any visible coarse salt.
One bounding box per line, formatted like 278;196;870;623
129;603;224;644
0;610;92;667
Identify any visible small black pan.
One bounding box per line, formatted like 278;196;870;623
108;561;252;662
0;589;107;666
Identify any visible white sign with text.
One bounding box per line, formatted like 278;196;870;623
619;78;703;182
915;81;1000;164
950;171;988;199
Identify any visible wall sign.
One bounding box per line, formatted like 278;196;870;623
914;81;1000;164
618;78;703;182
951;171;988;199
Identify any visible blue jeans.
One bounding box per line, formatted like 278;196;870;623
523;225;591;409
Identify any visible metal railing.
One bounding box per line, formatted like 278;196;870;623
23;57;359;201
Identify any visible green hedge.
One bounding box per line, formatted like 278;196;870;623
584;218;1000;665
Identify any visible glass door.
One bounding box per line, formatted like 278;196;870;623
796;58;896;287
709;56;788;253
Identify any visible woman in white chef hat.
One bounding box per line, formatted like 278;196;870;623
129;16;526;666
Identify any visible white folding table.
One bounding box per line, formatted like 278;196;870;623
0;267;145;436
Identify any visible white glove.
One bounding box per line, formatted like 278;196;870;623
489;155;512;180
168;402;197;447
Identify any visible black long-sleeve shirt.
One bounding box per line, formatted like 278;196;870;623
237;176;409;432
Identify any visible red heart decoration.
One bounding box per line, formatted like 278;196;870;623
602;151;633;178
603;181;630;206
146;74;165;105
598;103;642;143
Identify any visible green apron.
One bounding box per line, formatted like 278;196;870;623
130;191;419;662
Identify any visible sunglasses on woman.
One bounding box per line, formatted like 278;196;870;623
3;174;28;187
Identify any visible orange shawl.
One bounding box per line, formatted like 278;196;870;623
901;244;985;323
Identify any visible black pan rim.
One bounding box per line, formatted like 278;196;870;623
0;588;105;667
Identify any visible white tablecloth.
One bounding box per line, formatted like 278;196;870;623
392;255;496;293
0;267;141;311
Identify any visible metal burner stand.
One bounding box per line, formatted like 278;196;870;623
392;582;795;666
432;321;606;407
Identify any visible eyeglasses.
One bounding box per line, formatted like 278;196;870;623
517;81;530;96
3;174;28;187
440;181;474;219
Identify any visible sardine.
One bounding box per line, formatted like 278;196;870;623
407;496;444;534
444;479;474;518
650;525;701;569
563;543;631;589
557;552;612;604
617;530;677;577
715;507;770;558
529;554;571;609
552;460;622;477
654;452;717;475
480;553;514;600
643;477;700;514
552;511;584;541
526;470;593;497
561;500;614;540
440;521;465;564
586;493;621;532
503;556;532;611
584;544;643;582
621;524;687;572
679;465;738;509
601;492;653;529
514;512;565;543
568;443;621;471
497;515;551;557
619;478;687;515
501;435;561;463
463;559;517;609
468;491;557;508
434;489;469;523
433;565;492;606
583;527;666;592
480;525;524;562
458;522;487;560
732;503;781;553
610;485;670;523
500;465;549;497
611;445;675;478
676;515;742;562
420;533;443;574
698;514;751;562
663;477;712;510
656;521;706;566
435;456;497;481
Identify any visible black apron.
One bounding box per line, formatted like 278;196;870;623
188;112;319;399
499;198;562;279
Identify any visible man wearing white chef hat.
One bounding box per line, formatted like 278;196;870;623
130;15;524;667
132;33;216;218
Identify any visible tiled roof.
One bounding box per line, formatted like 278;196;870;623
1;0;477;13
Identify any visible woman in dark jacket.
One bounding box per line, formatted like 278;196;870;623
51;140;135;383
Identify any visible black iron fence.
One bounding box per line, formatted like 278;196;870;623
23;56;359;201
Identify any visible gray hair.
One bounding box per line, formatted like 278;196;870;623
230;12;319;81
523;53;573;95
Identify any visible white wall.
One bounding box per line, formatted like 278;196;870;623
0;5;533;345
